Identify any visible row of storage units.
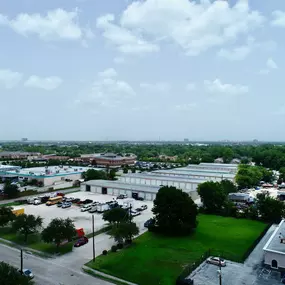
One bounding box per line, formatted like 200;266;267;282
119;173;204;191
186;163;238;173
81;180;160;201
151;169;235;182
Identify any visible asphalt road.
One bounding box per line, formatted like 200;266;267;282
0;188;79;205
0;243;112;285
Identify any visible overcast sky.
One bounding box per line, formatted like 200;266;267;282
1;0;285;141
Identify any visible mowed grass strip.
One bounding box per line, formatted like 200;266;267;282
87;215;268;285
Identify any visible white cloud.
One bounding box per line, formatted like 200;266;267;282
186;82;196;91
0;9;92;42
98;68;117;78
77;69;135;108
267;58;278;69
114;57;125;64
140;82;170;92
259;58;278;75
175;103;197;111
24;76;62;90
271;11;285;27
0;69;23;89
204;78;249;95
118;0;265;56
96;14;159;54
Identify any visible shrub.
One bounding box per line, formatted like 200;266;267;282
111;245;118;252
102;250;108;255
117;243;124;249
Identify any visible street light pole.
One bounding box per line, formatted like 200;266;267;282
219;258;222;285
20;249;23;274
92;214;95;262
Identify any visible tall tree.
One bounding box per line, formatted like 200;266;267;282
41;218;76;252
109;169;117;180
0;261;34;285
255;192;285;223
12;214;42;243
103;208;130;225
220;180;237;194
3;182;20;199
82;169;107;181
198;181;226;214
0;206;15;227
152;186;198;235
109;222;139;243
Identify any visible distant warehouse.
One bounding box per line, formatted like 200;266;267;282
151;168;236;182
186;163;238;173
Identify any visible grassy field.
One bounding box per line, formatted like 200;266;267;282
0;227;73;255
87;215;268;285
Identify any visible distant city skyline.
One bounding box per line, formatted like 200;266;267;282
1;0;285;141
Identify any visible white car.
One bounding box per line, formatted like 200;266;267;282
81;204;92;212
22;269;34;279
206;257;226;267
131;210;141;217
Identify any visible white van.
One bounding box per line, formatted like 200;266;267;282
81;204;92;212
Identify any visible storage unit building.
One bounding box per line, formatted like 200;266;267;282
81;180;161;201
263;220;285;270
186;163;238;173
152;169;235;182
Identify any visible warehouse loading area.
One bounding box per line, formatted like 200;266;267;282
13;191;154;234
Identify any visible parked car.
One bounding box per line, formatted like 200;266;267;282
33;199;41;205
131;210;141;217
82;199;93;204
136;205;148;211
62;202;72;209
135;197;144;201
117;194;128;199
88;206;97;213
74;236;88;247
206;257;226;267
81;204;92;212
57;202;63;207
57;192;65;197
73;198;80;203
19;269;34;279
144;218;154;228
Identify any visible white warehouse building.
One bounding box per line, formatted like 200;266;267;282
151;168;235;182
186;163;238;173
81;180;161;201
263;220;285;270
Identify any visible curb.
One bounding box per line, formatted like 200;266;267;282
82;265;138;285
0;237;53;258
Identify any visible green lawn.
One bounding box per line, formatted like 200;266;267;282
0;227;73;255
87;215;268;285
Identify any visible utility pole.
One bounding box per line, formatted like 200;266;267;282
218;258;222;285
92;215;95;262
20;249;23;274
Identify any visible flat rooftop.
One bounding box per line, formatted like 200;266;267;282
1;166;96;178
0;164;21;171
120;173;208;184
83;180;161;193
264;220;285;254
153;169;236;178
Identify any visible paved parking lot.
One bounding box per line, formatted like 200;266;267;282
189;225;283;285
14;191;154;234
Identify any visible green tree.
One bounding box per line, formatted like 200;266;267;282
123;167;128;174
152;186;198;235
12;214;42;243
103;207;130;225
82;169;107;181
3;182;20;199
198;181;227;214
220;180;237;194
0;206;16;227
41;218;76;252
109;169;117;180
109;222;139;243
0;261;34;285
255;192;285;223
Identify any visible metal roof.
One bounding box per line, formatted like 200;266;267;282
153;169;235;178
264;220;285;254
120;173;207;184
83;180;161;193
